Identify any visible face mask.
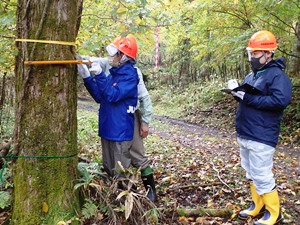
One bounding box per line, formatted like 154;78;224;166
119;55;130;64
250;53;266;72
107;56;119;68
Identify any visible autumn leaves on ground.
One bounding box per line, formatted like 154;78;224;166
77;98;299;225
148;116;299;225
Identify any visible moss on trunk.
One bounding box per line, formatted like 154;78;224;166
12;0;83;224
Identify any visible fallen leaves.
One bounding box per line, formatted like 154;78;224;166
76;100;300;224
147;117;300;224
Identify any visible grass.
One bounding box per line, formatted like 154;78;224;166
77;108;102;161
150;80;226;119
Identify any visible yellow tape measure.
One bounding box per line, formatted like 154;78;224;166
15;38;86;65
24;60;92;65
15;38;76;46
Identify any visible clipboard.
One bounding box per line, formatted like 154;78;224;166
221;83;261;95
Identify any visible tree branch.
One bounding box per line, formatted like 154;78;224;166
277;47;300;59
177;207;232;219
264;8;296;33
211;161;234;192
79;13;113;20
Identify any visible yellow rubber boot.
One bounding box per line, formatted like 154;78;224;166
239;182;265;219
254;189;282;225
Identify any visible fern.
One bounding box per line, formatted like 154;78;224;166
0;191;11;209
81;199;99;219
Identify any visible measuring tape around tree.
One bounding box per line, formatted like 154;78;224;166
0;152;78;184
15;38;91;65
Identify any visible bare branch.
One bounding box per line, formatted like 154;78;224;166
212;9;251;27
0;35;15;39
79;13;113;20
211;161;234;192
264;8;296;33
277;47;300;59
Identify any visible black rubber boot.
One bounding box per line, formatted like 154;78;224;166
142;173;157;202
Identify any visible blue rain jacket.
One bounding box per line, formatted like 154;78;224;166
83;62;139;141
236;58;292;147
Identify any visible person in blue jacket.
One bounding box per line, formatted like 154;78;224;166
82;54;157;202
231;30;292;225
78;35;158;202
77;35;139;178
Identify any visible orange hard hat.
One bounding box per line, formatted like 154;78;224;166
118;34;138;59
246;30;277;51
126;34;136;42
110;36;124;48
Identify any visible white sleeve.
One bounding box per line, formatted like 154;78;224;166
136;67;149;99
135;67;152;124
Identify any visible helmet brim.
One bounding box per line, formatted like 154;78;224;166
246;47;277;51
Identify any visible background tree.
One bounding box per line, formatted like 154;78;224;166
12;0;83;224
76;0;300;85
0;0;16;74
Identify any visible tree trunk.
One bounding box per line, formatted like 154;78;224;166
289;20;300;78
0;72;7;128
12;0;83;224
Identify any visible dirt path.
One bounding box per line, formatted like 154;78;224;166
152;115;299;155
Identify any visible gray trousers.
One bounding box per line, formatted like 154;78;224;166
130;110;151;170
101;139;132;177
101;111;151;177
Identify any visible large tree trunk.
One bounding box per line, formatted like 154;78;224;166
12;0;83;224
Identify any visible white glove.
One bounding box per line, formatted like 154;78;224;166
77;64;90;79
89;57;102;75
231;91;245;100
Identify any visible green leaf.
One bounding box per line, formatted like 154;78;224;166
0;191;11;209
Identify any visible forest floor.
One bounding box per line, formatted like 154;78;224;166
78;97;300;225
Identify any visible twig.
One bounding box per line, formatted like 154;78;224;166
210;161;234;192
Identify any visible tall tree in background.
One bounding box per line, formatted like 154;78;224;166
289;19;300;78
12;0;83;224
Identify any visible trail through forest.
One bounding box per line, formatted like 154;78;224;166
78;98;300;225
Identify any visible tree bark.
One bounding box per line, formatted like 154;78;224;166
289;20;300;78
0;72;7;128
12;0;83;224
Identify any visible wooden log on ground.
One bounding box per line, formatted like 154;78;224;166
177;207;232;219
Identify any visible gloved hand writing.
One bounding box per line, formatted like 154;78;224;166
77;64;90;79
231;91;245;100
89;57;102;75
